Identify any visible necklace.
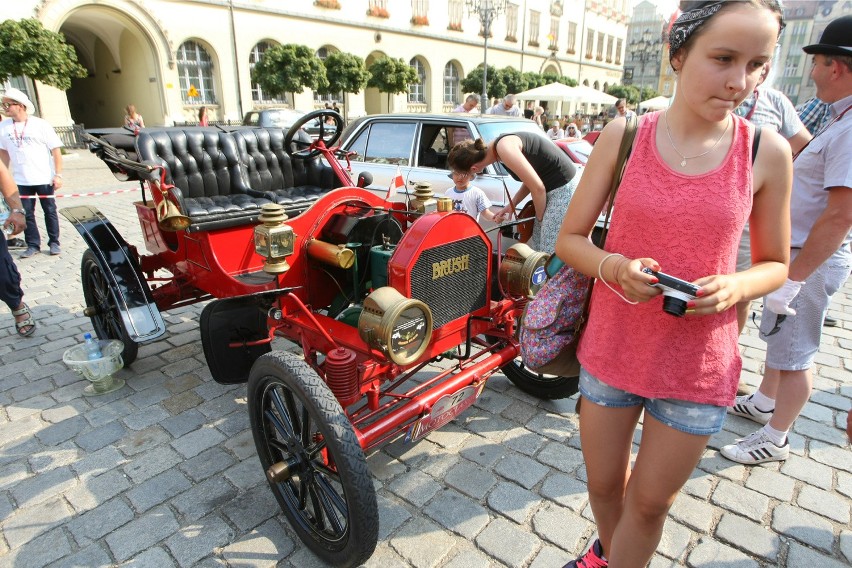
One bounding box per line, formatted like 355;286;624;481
663;110;730;167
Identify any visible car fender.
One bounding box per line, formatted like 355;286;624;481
59;205;166;344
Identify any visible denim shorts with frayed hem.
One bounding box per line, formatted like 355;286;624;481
579;368;727;436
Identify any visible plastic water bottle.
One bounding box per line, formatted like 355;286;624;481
0;200;10;236
83;333;103;360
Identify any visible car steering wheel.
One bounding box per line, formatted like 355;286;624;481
284;109;343;159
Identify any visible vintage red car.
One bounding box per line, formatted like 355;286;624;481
67;110;577;567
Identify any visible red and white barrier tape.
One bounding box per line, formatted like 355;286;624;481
21;187;141;199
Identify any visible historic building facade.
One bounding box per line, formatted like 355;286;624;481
7;0;632;128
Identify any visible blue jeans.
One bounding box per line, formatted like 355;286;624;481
20;184;59;249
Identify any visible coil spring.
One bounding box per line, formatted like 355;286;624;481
325;347;359;408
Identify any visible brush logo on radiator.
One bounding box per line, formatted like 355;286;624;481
432;254;470;279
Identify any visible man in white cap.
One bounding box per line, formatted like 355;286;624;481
722;14;852;465
0;87;64;258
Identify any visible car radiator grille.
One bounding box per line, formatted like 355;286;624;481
409;236;489;329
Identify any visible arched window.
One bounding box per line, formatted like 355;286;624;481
443;62;460;104
409;57;426;103
177;41;216;104
593;80;600;90
250;41;284;103
315;47;342;104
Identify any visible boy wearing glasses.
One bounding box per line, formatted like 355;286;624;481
0;88;64;258
446;170;495;223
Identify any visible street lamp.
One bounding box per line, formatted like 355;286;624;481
628;28;660;91
466;0;507;109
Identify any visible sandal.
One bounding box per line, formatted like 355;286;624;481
12;303;36;337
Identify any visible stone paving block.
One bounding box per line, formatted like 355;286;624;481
500;399;539;425
423;487;490;539
494;452;549;489
222;427;255;460
127;468;192;513
423;422;470;449
106;505;181;562
197;393;244;420
2;496;74;549
170;476;239;522
420;450;461;480
171;424;226;459
376;494;413;541
6;395;54;421
118;546;177;567
841;530;852;564
214;410;251;438
681;470;714;500
160;408;207;438
785;541;851;568
714;513;780;561
530;544;574;568
475;516;541;567
501;426;547;456
221;518;294;568
390;516;459;568
384;437;439;467
687;536;759;567
28;442;80;473
780;454;834;489
473;388;513;415
696;451;748;482
840;470;852;498
463;412;513;442
1;527;71;568
487;481;540;524
387;469;441;508
366;450;407;482
444;459;497;500
458;435;506;468
796;484;850;523
669;494;717;534
539;472;588;513
771;503;835;552
220;483;280;533
76;419;128;452
535;441;585;474
710;479;771;522
83;399;135;428
67;497;134;545
525;412;575;443
656;520;692;561
36;414;89;446
793;417;849;446
121;405;171;432
223;455;266;491
743;467;795;501
116;425;172;457
11;465;77;509
161;390;204;415
531;502;592;552
441;545;494;568
47;543;113;568
122;444;183;484
180;447;236;483
809;439;852;474
65;468;132;512
165;514;235;567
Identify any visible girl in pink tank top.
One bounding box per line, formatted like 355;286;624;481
554;2;792;567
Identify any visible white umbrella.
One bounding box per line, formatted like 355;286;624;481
514;82;579;101
568;85;617;105
639;95;671;111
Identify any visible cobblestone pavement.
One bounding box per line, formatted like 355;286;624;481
0;149;850;568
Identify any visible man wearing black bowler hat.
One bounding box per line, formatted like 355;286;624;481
723;15;852;464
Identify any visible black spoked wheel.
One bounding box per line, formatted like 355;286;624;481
81;249;138;365
247;352;378;568
501;358;579;400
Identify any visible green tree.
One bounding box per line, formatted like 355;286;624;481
251;43;328;107
541;73;577;87
366;56;418;109
0;18;86;91
639;86;660;102
522;71;545;89
497;67;528;95
460;65;506;103
322;51;370;122
607;84;640;105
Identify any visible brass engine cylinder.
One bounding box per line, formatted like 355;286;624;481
306;239;355;269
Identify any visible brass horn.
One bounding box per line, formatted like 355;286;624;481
156;196;191;231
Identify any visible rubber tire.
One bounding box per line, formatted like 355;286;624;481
248;352;378;568
81;249;139;365
501;359;579;400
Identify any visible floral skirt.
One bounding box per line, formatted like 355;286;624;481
530;172;581;255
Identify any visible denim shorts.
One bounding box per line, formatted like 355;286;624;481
579;368;727;436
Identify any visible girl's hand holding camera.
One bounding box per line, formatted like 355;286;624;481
607;257;662;303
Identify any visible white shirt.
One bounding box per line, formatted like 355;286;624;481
445;185;491;221
0;116;63;185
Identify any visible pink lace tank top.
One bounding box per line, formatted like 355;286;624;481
578;112;753;406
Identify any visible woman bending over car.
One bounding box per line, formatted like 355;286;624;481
555;1;792;566
447;133;580;254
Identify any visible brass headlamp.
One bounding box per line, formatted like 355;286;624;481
359;287;433;365
254;203;295;274
499;243;550;297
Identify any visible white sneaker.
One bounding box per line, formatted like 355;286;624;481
720;429;789;464
728;394;773;425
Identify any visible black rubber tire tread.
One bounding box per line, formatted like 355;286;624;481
247;351;378;568
81;249;139;365
501;360;579;399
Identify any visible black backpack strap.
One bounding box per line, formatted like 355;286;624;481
751;126;762;164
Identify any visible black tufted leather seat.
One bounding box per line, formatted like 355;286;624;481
231;128;340;217
136;129;274;232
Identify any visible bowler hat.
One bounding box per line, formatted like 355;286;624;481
1;88;35;114
803;15;852;57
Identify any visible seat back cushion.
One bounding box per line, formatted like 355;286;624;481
136;130;245;199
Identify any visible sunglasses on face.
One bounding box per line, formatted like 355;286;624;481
1;102;21;110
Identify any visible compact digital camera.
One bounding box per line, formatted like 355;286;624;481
642;268;700;318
